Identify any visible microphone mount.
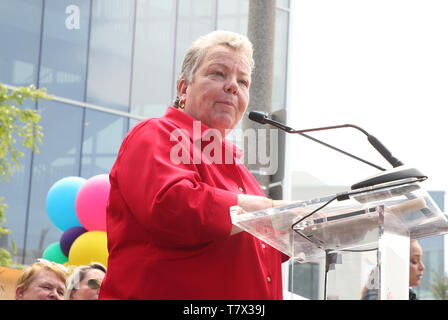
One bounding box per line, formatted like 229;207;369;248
248;110;426;189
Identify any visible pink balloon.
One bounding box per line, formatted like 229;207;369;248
75;174;110;231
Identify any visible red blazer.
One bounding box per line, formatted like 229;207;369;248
99;107;288;300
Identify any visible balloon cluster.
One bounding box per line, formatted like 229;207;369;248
42;174;110;267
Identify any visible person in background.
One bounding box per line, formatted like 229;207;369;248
409;239;425;300
65;262;106;300
361;239;425;300
15;259;68;300
99;30;288;300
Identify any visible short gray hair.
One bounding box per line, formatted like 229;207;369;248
65;262;106;300
173;30;254;108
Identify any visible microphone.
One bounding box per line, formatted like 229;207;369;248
248;110;426;189
248;110;294;132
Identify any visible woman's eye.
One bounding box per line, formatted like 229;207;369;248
238;80;249;87
213;71;224;77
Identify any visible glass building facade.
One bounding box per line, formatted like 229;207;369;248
0;0;291;265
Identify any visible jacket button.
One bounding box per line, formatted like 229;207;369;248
266;276;271;282
238;187;244;192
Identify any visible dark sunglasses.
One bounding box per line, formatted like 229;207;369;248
87;279;102;290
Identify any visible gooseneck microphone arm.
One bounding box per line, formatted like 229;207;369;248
248;110;401;172
290;123;404;168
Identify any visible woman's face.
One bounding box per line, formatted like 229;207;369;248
16;270;66;300
70;269;105;300
178;45;251;137
409;241;425;287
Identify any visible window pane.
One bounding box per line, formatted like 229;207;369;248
81;110;128;177
277;0;290;9
418;228;445;300
0;0;43;86
173;0;216;97
39;0;90;100
131;0;176;118
128;118;141;130
289;261;320;299
272;9;289;111
217;0;248;35
0;0;44;264
0;148;32;263
24;101;83;264
86;0;135;111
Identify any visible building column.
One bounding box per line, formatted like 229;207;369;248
244;0;277;197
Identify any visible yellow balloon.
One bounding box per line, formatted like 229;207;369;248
68;231;108;267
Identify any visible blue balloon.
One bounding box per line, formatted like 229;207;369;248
46;176;86;231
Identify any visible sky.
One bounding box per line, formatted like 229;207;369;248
287;0;448;196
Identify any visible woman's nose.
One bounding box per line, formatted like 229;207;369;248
419;261;425;270
224;77;238;94
48;289;63;300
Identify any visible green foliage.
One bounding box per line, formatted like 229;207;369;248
0;83;51;181
430;270;448;300
0;83;52;267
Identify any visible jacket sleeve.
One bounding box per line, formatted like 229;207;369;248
112;120;238;249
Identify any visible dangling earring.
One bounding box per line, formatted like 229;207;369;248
179;98;185;110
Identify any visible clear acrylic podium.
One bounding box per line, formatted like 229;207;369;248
231;177;448;300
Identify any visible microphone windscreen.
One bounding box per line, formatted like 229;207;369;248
248;111;268;124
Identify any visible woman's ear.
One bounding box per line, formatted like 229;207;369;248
177;79;188;101
15;285;24;299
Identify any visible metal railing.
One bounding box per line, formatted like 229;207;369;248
3;83;147;121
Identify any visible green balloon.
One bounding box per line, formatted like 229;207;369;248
42;242;68;264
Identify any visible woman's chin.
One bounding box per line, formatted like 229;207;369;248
211;117;235;133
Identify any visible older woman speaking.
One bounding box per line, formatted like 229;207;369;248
99;30;288;300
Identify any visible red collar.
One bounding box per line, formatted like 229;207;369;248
164;106;243;160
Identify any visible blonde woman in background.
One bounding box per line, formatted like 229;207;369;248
15;259;68;300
